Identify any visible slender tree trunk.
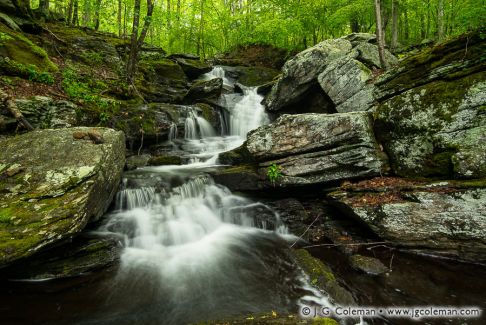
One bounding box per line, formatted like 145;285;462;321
167;0;171;29
391;0;399;49
123;2;127;38
66;0;74;25
127;0;154;84
404;7;409;42
72;0;78;26
82;0;91;27
374;0;387;69
437;0;444;40
94;0;102;31
118;0;122;37
39;0;49;16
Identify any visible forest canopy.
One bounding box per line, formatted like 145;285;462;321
27;0;486;58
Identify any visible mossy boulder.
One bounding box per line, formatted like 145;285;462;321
222;112;389;187
148;155;182;166
222;65;280;87
329;183;486;263
0;233;122;280
174;57;212;79
0;22;57;76
373;31;486;179
0;127;125;267
292;249;355;306
184;78;223;104
138;58;189;103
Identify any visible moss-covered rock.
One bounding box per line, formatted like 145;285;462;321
222;65;280;87
0;22;57;76
174;57;212;79
137;58;189;103
0;127;125;267
148;155;182;166
292;249;355;306
329;184;486;263
184;78;223;104
0;233;122;280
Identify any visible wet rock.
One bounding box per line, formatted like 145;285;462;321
148;155;182;166
1;233;123;280
267;198;310;235
330;185;486;263
222;65;280;87
210;165;267;192
115;102;179;150
0;127;125;267
138;58;189;103
126;154;151;170
223;112;389;187
349;254;388;276
174;57;212;79
14;96;78;129
184;78;223;104
373;32;486;179
293;249;356;306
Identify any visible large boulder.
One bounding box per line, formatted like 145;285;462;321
184;78;223;104
221;65;280;87
373;32;486;179
138;58;189;103
264;34;397;114
220;112;389;187
0;127;125;267
330;180;486;263
173;57;212;79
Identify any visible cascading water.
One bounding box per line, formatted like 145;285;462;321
93;67;334;324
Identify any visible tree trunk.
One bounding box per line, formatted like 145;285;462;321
391;0;399;49
437;0;444;40
82;0;91;27
94;0;102;31
127;0;154;84
117;0;122;37
374;0;387;69
66;0;74;25
39;0;49;16
0;89;34;131
72;0;78;26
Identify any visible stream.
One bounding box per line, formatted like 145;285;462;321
0;68;485;325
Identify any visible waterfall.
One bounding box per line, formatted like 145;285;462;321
184;108;216;140
229;86;269;137
96;66;332;324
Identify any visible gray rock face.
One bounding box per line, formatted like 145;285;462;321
374;77;485;179
1;233;122;280
265;34;397;114
317;51;374;113
349;254;389;276
225;112;389;186
331;187;486;263
264;38;352;112
15;96;78;129
0;127;125;267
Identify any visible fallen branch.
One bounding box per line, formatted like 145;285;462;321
290;213;322;248
0;89;34;131
302;241;389;249
42;25;67;44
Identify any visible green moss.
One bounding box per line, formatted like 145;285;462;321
293;249;336;283
0;23;57;73
0;207;13;224
148;155;182;166
312;318;339;325
140;58;187;81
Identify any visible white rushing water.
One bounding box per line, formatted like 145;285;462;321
98;67;334;324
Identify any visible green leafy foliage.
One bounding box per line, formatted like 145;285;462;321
267;163;283;185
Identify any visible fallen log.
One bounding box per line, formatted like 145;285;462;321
0;89;34;131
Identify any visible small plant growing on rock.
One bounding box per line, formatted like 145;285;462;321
267;163;282;186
